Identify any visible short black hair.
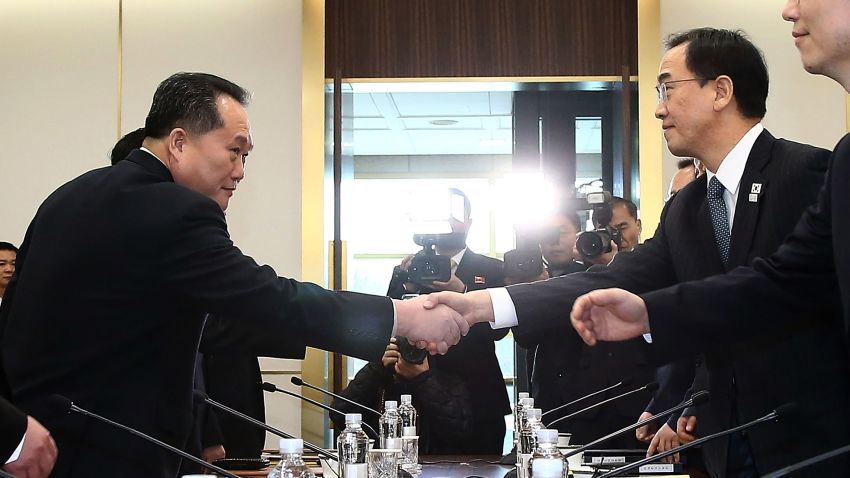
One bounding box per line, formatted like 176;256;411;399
144;72;250;139
610;196;638;220
0;242;18;253
665;28;768;119
677;158;696;170
110;128;146;165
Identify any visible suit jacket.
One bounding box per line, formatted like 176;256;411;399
508;130;850;476
0;396;26;463
389;249;512;446
0;149;394;478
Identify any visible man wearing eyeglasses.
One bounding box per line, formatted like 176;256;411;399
426;27;850;477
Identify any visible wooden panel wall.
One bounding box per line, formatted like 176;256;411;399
326;0;638;78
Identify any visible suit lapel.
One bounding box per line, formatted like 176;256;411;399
727;130;774;268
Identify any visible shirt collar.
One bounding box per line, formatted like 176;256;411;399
706;123;763;196
451;248;467;270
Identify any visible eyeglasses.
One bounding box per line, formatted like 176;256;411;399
655;78;706;104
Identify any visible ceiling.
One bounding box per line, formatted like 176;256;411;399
343;82;604;157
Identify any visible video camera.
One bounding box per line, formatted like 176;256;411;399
503;191;620;281
390;234;452;290
503;225;559;282
574;191;622;259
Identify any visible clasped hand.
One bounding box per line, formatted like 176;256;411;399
393;289;495;354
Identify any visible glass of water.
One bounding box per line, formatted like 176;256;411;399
400;436;421;474
367;449;399;478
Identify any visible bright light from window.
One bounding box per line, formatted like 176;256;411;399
499;172;557;230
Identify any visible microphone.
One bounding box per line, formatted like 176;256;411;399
597;403;799;478
291;376;381;417
262;382;380;439
48;394;240;478
541;380;626;419
563;390;710;459
763;443;850;478
546;381;659;428
193;391;337;461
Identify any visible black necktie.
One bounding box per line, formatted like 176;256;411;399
708;176;731;264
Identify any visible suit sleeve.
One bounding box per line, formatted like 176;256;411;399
510;201;680;347
0;396;27;463
642;147;838;364
646;357;696;416
159;198;394;362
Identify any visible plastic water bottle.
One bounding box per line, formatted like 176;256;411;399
337;413;370;478
518;408;544;478
529;429;567;478
379;400;402;448
398;394;417;436
514;394;532;450
268;439;315;478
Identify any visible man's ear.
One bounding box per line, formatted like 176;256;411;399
713;75;734;112
167;128;188;159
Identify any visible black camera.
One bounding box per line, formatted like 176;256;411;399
503;225;560;282
395;336;428;365
407;234;451;284
574;191;622;259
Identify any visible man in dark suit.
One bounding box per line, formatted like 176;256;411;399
0;72;466;478
387;188;510;453
426;28;850;477
570;3;850;469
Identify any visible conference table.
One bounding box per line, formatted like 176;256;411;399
224;454;692;478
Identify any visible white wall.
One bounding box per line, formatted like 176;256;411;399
0;0;305;450
0;0;118;242
658;0;848;193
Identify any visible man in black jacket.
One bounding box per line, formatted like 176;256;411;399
386;188;510;454
0;72;465;478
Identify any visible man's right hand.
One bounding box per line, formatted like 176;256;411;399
4;416;58;478
570;288;650;345
676;415;697;443
382;338;401;368
393;295;469;354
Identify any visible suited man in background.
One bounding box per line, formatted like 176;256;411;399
0;72;465;478
427;28;850;477
386;188;511;453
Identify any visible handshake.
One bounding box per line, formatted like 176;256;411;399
392;290;497;354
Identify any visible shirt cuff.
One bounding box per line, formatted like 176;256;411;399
643;333;653;343
391;300;398;337
5;434;25;464
488;288;519;329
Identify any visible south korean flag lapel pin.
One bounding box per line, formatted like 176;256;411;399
748;182;763;203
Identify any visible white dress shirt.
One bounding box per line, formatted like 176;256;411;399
488;123;764;329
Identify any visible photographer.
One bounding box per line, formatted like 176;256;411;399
330;338;476;454
384;188;510;454
574;195;642;266
511;197;655;449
